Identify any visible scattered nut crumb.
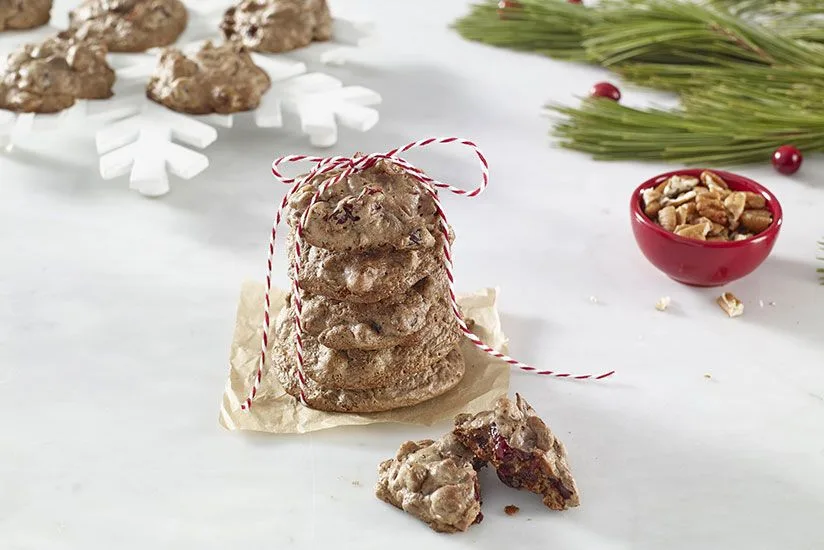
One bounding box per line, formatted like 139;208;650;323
655;296;671;312
504;505;520;516
717;292;744;318
759;299;764;308
769;301;776;307
704;373;712;379
589;296;599;304
351;480;361;487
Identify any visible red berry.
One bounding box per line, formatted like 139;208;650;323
590;82;621;101
497;0;522;18
568;0;584;4
772;145;803;175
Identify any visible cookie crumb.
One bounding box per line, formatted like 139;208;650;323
655;296;671;312
717;292;744;318
504;505;520;516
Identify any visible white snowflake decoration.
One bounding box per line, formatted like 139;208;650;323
0;0;380;197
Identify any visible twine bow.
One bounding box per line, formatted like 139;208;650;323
240;137;614;411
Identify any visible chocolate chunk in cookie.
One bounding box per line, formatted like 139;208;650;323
147;41;270;115
376;434;483;533
0;0;52;31
221;0;332;54
273;346;466;413
286;159;445;252
454;394;580;511
0;34;115;114
68;0;188;53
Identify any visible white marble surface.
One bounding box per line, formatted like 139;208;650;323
2;1;824;548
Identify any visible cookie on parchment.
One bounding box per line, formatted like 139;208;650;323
0;34;115;114
68;0;188;53
273;298;461;390
147;41;271;114
376;434;483;533
286;231;453;304
285;159;445;253
0;0;52;31
272;345;466;413
293;273;449;351
221;0;332;54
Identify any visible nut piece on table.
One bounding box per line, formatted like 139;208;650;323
376;434;483;533
655;296;671;312
717;292;744;318
658;205;677;232
740;209;773;234
453;394;580;511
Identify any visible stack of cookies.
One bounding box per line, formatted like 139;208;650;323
271;159;467;413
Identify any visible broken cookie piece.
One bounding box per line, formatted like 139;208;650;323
454;394;580;511
0;0;52;31
376;434;483;533
147;41;271;115
221;0;332;54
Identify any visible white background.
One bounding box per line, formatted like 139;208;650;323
2;1;823;548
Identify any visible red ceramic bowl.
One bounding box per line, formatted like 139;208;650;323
630;169;782;287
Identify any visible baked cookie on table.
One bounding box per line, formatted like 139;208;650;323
376;434;484;533
453;394;581;511
147;41;271;115
68;0;187;53
0;34;115;114
272;346;466;413
221;0;332;54
0;0;52;31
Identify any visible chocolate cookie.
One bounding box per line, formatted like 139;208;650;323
68;0;187;53
221;0;332;54
286;159;445;252
147;41;270;115
273;346;466;413
376;434;483;533
293;273;449;350
273;296;461;390
287;231;453;304
0;0;52;31
0;34;115;114
454;394;580;511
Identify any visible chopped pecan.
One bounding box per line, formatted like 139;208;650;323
674;221;710;241
676;202;698;225
658;206;677;232
663;175;699;197
717;292;744;318
642;188;663;217
664;190;697;208
700;170;729;190
723;192;747;228
740;209;773;233
744;192;766;209
696;194;727;225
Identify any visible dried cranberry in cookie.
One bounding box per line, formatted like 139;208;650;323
286;159;446;252
0;34;115;114
147;41;271;115
221;0;332;54
0;0;52;31
453;394;581;510
376;434;483;533
68;0;188;53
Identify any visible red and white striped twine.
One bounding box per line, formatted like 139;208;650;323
240;137;615;411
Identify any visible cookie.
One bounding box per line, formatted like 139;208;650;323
273;346;466;413
0;0;52;31
0;34;115;114
376;434;483;533
273;295;461;390
68;0;187;53
147;41;270;115
294;273;449;350
285;159;447;252
221;0;332;54
287;231;452;304
453;394;580;511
